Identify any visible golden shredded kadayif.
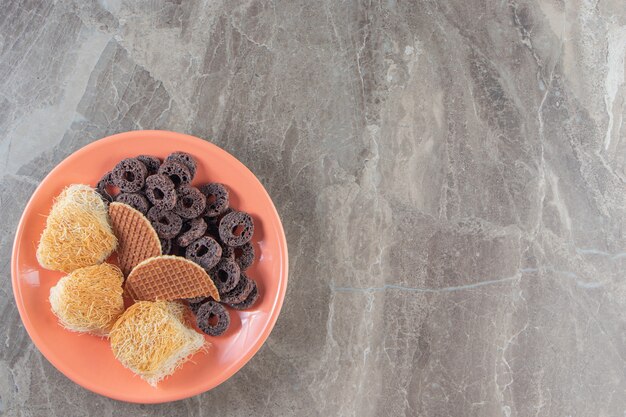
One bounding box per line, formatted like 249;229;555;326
109;301;205;386
49;263;125;335
37;184;117;272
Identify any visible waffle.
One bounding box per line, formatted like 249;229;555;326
126;255;220;302
108;202;162;276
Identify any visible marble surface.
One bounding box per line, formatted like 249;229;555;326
1;0;625;415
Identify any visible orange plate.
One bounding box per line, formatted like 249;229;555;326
11;131;288;403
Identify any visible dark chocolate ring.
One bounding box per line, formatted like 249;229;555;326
207;207;233;237
187;296;208;304
185;236;222;270
196;300;230;336
166;152;197;179
136;155;161;175
158;160;191;187
96;171;115;202
233;242;255;271
229;283;259;310
111;158;147;192
115;192;150;215
145;174;177;210
159;238;173;255
210;258;240;293
147;207;183;239
174;186;206;219
220;273;254;303
200;183;229;217
176;217;207;247
221;245;234;260
186;297;209;314
218;211;254;247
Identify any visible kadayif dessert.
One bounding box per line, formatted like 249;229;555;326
37;184;117;272
109;301;205;386
49;263;124;335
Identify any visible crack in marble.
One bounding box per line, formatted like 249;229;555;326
603;24;626;150
331;268;538;294
575;247;626;260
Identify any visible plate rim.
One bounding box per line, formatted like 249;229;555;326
10;130;289;403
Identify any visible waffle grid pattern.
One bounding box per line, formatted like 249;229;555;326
126;256;220;301
109;203;161;276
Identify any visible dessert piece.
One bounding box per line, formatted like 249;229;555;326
185;236;222;270
186;297;207;314
165;152;197;179
160;238;173;255
210;258;240;293
158;160;191;187
37;184;117;272
195;301;230;336
108;202;162;276
219;273;254;303
218;211;254;247
115;192;149;215
49;263;124;335
230;242;254;271
199;183;229;217
144;174;176;211
109;301;205;386
125;255;220;301
111;158;148;193
176;218;207;248
96;171;115;203
174;185;206;219
136;155;161;175
147;207;183;239
228;284;259;310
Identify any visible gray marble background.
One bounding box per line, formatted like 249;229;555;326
1;0;625;416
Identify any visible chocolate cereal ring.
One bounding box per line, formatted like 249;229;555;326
207;207;233;237
158;160;191;187
233;242;255;270
229;283;259;310
210;258;240;293
136;155;161;175
185;236;222;270
200;183;229;217
159;238;173;255
196;300;230;336
176;217;207;247
221;245;234;259
186;297;209;314
187;296;209;304
221;244;252;265
96;171;115;202
115;192;150;215
220;273;254;303
111;158;147;192
219;211;254;247
147;207;183;239
174;186;206;219
145;174;177;210
166;152;197;179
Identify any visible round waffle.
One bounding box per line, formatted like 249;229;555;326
126;255;220;302
108;202;162;276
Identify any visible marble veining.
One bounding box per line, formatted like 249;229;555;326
1;0;625;416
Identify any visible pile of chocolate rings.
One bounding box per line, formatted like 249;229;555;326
96;151;259;336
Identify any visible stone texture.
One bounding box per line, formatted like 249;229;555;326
1;0;625;416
